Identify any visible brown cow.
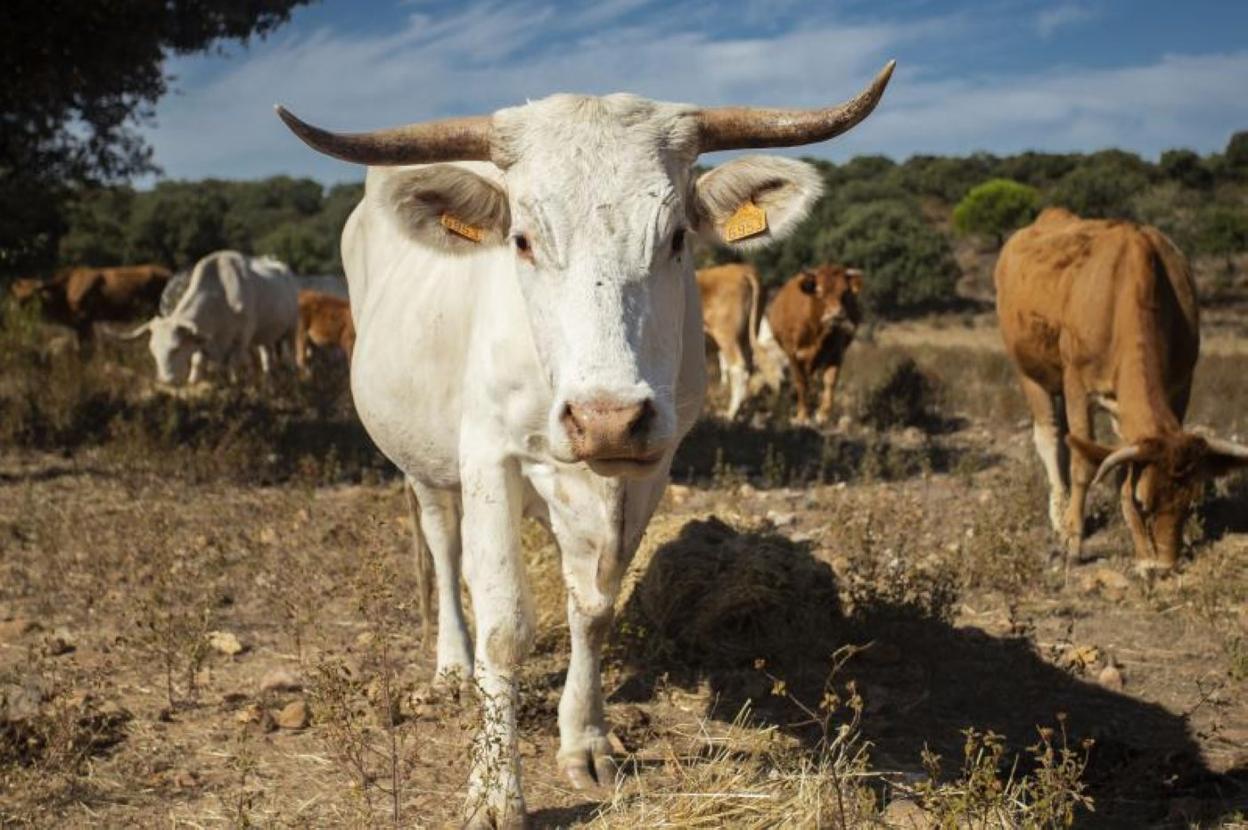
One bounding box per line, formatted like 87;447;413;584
11;264;170;342
997;208;1248;571
696;263;761;419
765;263;864;425
295;290;355;374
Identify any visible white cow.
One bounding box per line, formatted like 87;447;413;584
278;61;894;828
125;250;299;385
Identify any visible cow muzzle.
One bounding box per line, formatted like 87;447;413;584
560;397;663;473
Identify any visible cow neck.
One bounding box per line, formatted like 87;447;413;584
1113;268;1182;442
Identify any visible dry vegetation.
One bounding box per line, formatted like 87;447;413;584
1;301;1247;828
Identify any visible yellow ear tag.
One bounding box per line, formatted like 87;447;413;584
440;212;485;243
722;201;768;242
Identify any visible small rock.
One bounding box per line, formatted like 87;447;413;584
275;699;310;730
259;668;302;694
208;630;246;656
882;797;932;829
1098;659;1125;692
172;769;200;790
1079;567;1130;601
766;510;796;528
43;633;75;656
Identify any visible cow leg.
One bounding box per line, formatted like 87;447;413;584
460;461;533;829
557;594;617;791
1062;378;1094;563
256;344;272;377
188;351;205;385
407;479;472;685
720;342;749;420
790;359;812;424
815;363;841;426
1019;376;1067;535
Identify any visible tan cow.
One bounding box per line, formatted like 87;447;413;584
765;263;864;425
295;289;355;374
997;208;1248;571
696;263;761;419
11;264;171;342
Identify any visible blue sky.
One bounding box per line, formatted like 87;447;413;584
145;0;1248;183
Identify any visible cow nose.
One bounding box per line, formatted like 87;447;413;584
561;398;656;461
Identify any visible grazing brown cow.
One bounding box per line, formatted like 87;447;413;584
295;290;355;374
997;208;1248;571
11;265;171;342
696;263;761;419
765;263;864;425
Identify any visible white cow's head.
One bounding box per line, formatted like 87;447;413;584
277;64;893;476
122;316;201;385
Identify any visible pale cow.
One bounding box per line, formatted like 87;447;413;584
123;250;299;385
278;61;894;827
696;263;762;419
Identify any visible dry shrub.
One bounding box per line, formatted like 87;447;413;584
614;516;840;668
591;701;878;829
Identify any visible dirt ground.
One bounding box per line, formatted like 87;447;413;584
1;314;1246;829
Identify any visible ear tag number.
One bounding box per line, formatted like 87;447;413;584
723;201;768;242
441;212;485;243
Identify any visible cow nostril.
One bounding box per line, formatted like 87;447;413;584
628;399;656;437
561;402;584;437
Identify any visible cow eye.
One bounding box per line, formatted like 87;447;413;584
671;228;687;255
513;233;531;255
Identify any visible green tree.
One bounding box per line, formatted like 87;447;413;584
952;179;1040;246
1160;149;1213;190
1;0;310;276
1049;153;1152;220
1226;131;1248;173
814;201;960;317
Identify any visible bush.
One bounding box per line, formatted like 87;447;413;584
953;179;1040;246
814;201;961;317
1049;153;1152;220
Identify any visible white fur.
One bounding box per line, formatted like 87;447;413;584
144;251;299;385
694;155;823;250
343;93;820;826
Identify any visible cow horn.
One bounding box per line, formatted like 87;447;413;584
1204;436;1248;462
274;106;494;165
695;60;896;153
116;320;153;340
1091;444;1145;486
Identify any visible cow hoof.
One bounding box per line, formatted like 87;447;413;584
463;808;528;830
559;748;620;791
1132;559;1176;579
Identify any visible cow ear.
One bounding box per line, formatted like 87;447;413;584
378;164;510;255
846;268;865;293
693;156;822;251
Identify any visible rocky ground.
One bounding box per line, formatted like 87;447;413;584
1;316;1247;828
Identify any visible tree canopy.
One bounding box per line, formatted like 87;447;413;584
953;179;1041;246
1;0;311;274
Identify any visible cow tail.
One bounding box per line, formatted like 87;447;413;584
745;265;762;373
404;478;436;652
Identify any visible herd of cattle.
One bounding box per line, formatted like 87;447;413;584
11;253;355;381
6;61;1246;826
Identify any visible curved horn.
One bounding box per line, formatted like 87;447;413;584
1091;444;1145;486
695;60;896;153
1203;436;1248;462
116;320;153;341
274;106;493;166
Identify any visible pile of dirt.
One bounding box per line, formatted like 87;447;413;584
616;515;841;667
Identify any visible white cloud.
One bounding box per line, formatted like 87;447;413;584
1035;3;1097;38
141;2;1248;183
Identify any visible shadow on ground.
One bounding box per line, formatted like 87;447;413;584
608;518;1245;829
672;417;997;487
